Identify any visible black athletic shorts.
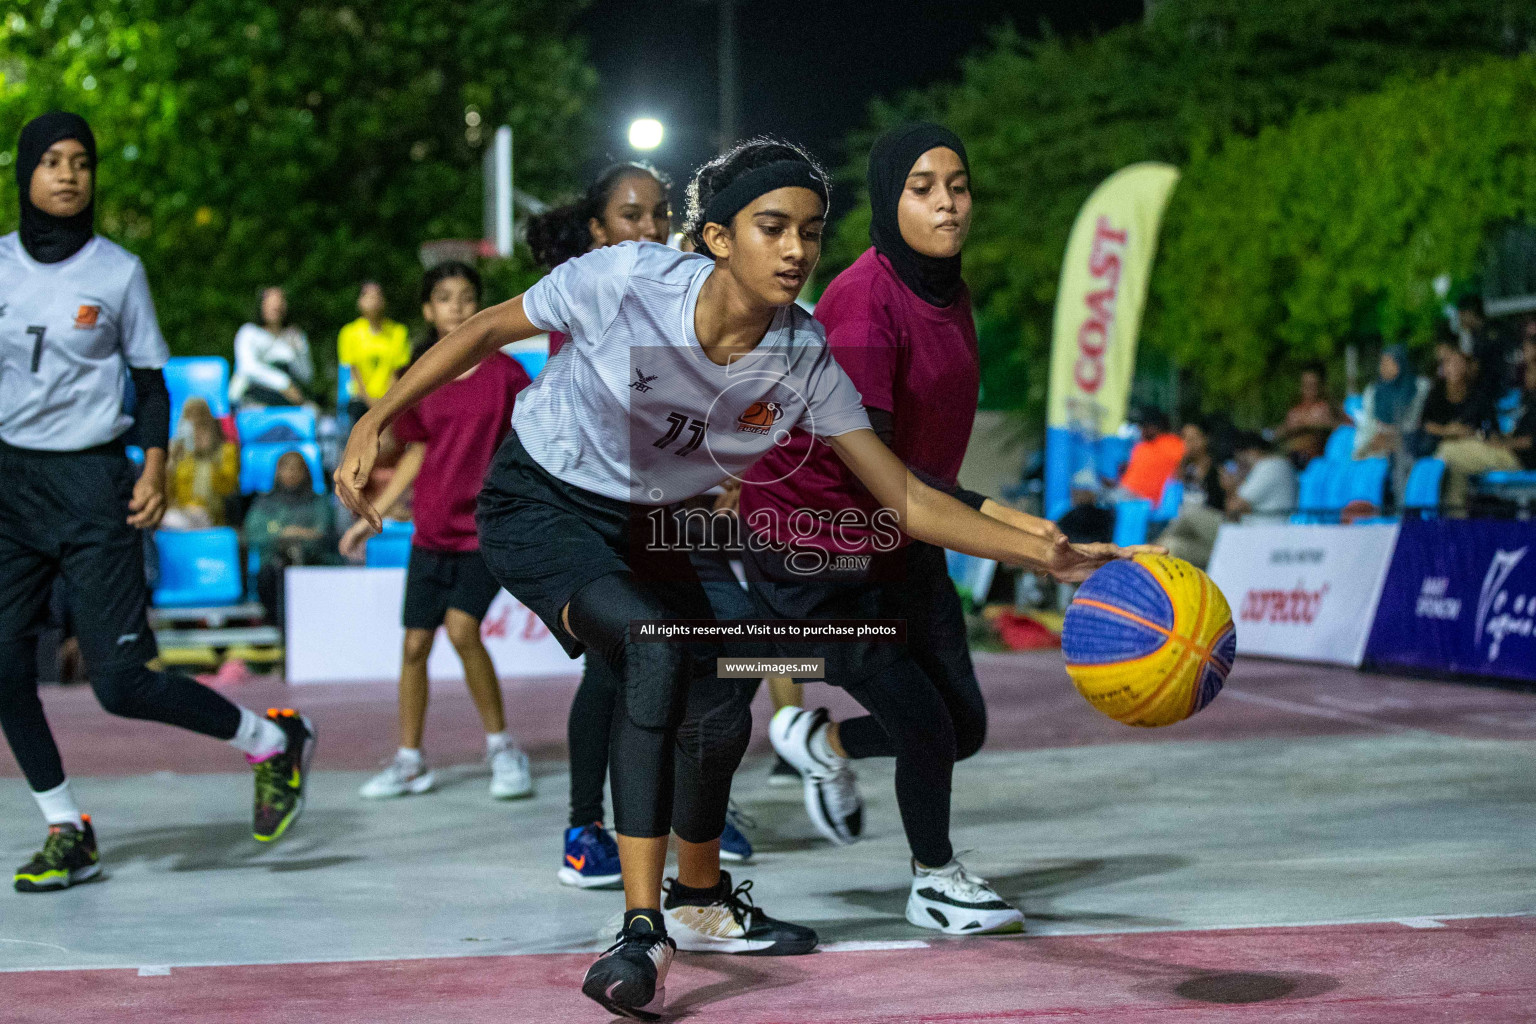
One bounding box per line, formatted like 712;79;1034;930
475;430;722;660
743;538;968;687
401;545;501;630
0;438;159;669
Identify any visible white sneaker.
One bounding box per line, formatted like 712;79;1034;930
489;746;534;800
906;859;1025;935
768;706;863;845
359;754;435;799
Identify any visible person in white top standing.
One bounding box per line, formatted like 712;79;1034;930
0;113;316;894
336;137;1143;1021
230;285;313;408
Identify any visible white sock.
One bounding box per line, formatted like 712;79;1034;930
484;731;512;756
229;707;287;762
397;747;423;766
32;780;84;829
809;722;842;765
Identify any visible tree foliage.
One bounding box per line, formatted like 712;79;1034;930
1150;56;1536;421
0;0;595;373
824;0;1536;416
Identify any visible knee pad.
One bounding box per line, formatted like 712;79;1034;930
675;682;753;776
567;574;694;731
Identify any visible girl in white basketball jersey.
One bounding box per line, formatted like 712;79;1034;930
0;113;315;895
336;137;1134;1020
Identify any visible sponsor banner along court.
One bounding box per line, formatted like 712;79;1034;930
1207;523;1399;667
1365;519;1536;684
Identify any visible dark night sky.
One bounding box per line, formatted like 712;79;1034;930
572;0;1143;189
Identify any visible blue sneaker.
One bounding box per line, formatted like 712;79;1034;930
720;805;754;863
558;822;623;889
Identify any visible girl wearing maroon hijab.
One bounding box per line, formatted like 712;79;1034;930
743;123;1063;935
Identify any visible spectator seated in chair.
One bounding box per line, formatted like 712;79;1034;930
1279;362;1345;464
161;397;240;530
1153;417;1229;570
245;451;336;624
1353;344;1428;503
1226;432;1297;525
1110;407;1184;504
230;284;314;410
1423;344;1509;516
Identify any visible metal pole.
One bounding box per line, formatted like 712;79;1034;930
494;126;513;256
718;0;736;153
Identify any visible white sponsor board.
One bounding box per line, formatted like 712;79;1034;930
284;567;578;684
1206;523;1399;667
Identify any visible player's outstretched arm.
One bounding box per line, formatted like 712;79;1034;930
335;296;541;528
827;428;1157;581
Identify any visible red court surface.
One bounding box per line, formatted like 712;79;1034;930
5;653;1535;778
8;916;1532;1023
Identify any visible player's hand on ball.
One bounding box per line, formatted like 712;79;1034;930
335;416;383;531
1046;535;1165;583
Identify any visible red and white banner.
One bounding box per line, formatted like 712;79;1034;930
284;567;577;684
1207;523;1399;666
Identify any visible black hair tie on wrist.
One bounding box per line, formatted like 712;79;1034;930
702;160;830;233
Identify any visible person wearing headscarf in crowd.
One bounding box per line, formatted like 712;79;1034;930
0;113;315;891
741;123;1069;938
1354;344;1429;502
163;397;240;530
246;451;335;624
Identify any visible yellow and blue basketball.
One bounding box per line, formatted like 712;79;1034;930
1061;554;1236;728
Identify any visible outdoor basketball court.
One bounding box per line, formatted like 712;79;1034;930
2;653;1532;1022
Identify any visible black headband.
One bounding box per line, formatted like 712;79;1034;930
702;160;829;231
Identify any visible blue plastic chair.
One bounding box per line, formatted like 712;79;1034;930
1291;459;1331;524
1347;457;1390;509
1323;424;1357;462
365;531;414;568
1113;498;1153;547
1096;435;1134;485
163;356;231;424
236;406;317;444
1320;459;1352;519
1153;479;1184;521
152;528;244;607
1343;394;1363;423
240;441;325;495
1402;458;1445;517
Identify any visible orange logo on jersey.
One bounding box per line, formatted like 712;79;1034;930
736;401;783;435
74;305;100;329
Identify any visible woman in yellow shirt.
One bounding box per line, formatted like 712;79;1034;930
163;398;240;529
337;281;410;421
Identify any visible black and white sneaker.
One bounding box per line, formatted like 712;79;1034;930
662;871;818;956
768;706;863;846
581;914;675;1021
906;858;1025;935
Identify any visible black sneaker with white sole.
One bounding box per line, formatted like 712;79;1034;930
582;914;675;1021
905;858;1025;935
662;871;819;956
14;817;101;892
768;706;863;845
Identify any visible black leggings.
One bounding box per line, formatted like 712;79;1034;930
567;574;756;829
565;572;755;842
0;641;241;792
747;540;985;868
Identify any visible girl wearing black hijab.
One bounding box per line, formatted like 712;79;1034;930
742;123;1068;935
0;113;315;891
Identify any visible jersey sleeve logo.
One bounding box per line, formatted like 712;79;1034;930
736;401;783;435
74;305;101;330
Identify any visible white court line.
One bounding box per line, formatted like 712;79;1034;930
1222;688;1440;735
1;911;1528;974
1395;917;1449;929
137;966;171;976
